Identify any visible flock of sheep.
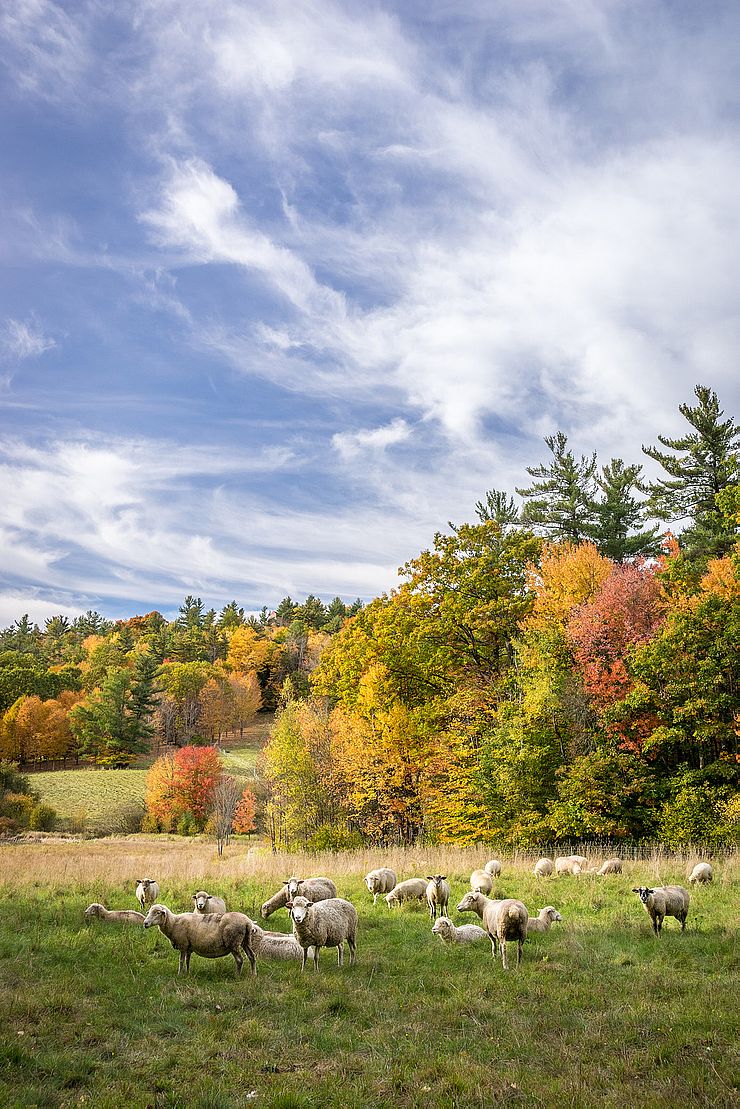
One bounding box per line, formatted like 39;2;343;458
82;856;715;976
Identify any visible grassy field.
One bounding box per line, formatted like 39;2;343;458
0;842;737;1107
30;769;149;830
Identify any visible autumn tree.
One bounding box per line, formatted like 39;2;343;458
233;785;257;835
209;774;243;855
145;745;223;832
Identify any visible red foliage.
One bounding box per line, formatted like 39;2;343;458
145;745;223;829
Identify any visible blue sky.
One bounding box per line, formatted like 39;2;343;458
1;0;739;625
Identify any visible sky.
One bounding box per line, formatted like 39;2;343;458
1;0;739;626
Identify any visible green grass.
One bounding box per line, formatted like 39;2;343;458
221;745;260;776
31;769;148;830
0;853;737;1107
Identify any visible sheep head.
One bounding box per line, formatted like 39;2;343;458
632;887;654;903
143;905;168;929
457;891;482;913
287;895;312;924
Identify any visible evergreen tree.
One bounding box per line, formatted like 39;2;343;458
593;459;661;561
516;432;598;542
128;652;160;746
474;489;520;530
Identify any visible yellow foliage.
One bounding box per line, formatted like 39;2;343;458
526;542;611;627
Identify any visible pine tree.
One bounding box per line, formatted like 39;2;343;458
593;459;661;561
516;432;598;542
474;489;520;530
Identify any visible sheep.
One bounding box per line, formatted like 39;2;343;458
364;867;397;904
384;878;428;908
260;876;337;919
470;869;493;895
432;916;489;945
192;890;227;916
688;862;713;884
425;875;451;920
287;895;357;972
526;906;563;934
84;903;145;925
135;877;160;912
484;859;502;878
533;858;554;878
457;891;528;969
597;858;623;876
142;904;256;975
632;886;690;936
260;886;289;919
249;923;314;962
555;855;586;876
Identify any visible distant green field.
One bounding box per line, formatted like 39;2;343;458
31;770;148;830
221;745;259;776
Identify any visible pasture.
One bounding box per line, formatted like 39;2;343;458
0;842;737;1108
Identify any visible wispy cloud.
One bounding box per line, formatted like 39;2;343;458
2;318;55;360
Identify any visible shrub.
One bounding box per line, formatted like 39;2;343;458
176;811;198;836
29;803;56;831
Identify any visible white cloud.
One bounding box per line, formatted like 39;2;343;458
2;318;55;360
332;419;411;460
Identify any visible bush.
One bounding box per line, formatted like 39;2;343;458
175;811;199;836
29;803;56;831
660;784;736;848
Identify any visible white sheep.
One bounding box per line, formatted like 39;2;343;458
192;890;227;916
457;891;529;969
688;862;713;884
249;923;315;962
597;858;623;876
142;904;256;975
135;877;160;912
632;886;690;936
533;858;554;878
261;876;337;919
432;916;489;945
526;906;563;934
425;875;451;920
384;878;428;908
287;895;358;972
470;869;493;895
84;903;145;925
484;859;502;878
364;867;397;904
555;855;585;876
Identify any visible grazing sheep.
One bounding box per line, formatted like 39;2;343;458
84;904;145;925
192;890;227;916
287;896;357;972
526;906;563;934
364;868;397;904
425;875;451;920
688;862;713;884
533;858;554;878
135;877;160;912
632;886;690;936
143;904;256;975
555;855;585;876
260;886;289;919
484;859;502;878
597;858;623;876
457;891;529;969
470;869;493;895
384;878;428;908
432;916;489;945
249;923;315;962
260;877;336;919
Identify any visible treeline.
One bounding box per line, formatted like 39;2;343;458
260;385;739;850
0;594;362;768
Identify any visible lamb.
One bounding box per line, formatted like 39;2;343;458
384;878;428;908
688;862;713;884
457;891;529;969
484;859;502;878
260;876;337;919
533;858;554;878
555;855;586;876
632;886;690;936
84;903;145;925
470;869;493;895
142;904;256;975
597;858;623;876
364;867;397;904
425;875;451;920
135;877;160;912
249;922;314;962
432;916;489;945
526;906;563;934
192;890;227;916
287;895;357;972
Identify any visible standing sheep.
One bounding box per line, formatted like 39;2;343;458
432;917;489;945
287;896;358;972
632;886;690;936
470;869;493;895
688;862;713;884
260;877;336;919
484;860;502;878
597;859;623;876
192;891;227;916
533;858;554;878
142;905;256;975
555;856;585;876
364;868;397;904
84;904;145;925
135;878;160;912
385;878;428;908
425;875;451;920
457;891;528;969
526;907;563;934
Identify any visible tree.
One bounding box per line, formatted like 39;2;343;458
69;667;151;767
209;774;243;855
228;671;262;736
593;459;661;561
218;601;245;630
233;785;257;835
517;432;598;543
145;745;223;831
474;488;520;530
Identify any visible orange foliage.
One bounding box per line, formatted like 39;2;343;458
233;786;256;834
526;542;612;627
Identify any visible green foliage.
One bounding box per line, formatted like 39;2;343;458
28;803;56;831
548;748;661;839
517;431;599;543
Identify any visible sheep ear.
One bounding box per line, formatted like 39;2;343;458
426;876;433;881
439;875;446;880
286;900;293;909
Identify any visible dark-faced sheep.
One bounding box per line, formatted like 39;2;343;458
632;886;690;936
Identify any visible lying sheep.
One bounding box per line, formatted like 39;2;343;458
688;862;713;884
533;858;554;878
470;869;493;895
250;923;314;962
135;877;160;912
555;855;585;876
425;875;450;920
385;878;428;908
143;904;256;975
632;886;690;936
287;896;357;972
364;868;397;904
192;890;227;916
526;906;563;934
597;858;623;876
84;904;145;925
457;891;529;969
484;859;502;878
432;916;489;945
261;876;337;919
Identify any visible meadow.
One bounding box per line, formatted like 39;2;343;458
0;841;737;1108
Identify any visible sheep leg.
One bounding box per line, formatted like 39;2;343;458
244;940;257;976
232;948;243;974
178;950;186;975
489;935;497;959
312;947;320;972
337;943;343;967
501;940;509;971
300;947;308;973
517;938;523;967
348;934;356;966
